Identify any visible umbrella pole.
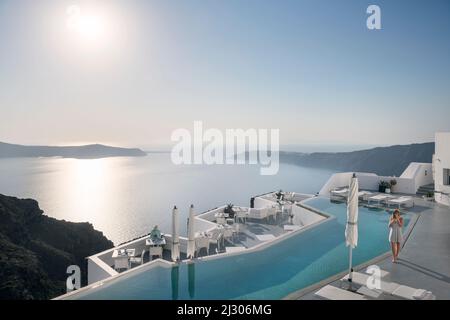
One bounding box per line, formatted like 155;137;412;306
348;247;353;290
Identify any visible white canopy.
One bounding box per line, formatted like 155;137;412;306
171;206;180;262
345;174;359;248
187;205;196;259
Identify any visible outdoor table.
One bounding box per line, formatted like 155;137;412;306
146;236;166;260
112;248;136;271
145;236;167;247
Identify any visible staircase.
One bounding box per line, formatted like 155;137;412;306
416;183;435;197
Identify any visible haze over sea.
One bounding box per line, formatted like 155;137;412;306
0;153;336;244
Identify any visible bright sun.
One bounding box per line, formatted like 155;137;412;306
66;5;110;47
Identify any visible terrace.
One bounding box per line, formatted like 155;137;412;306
85;191;325;285
290;197;450;300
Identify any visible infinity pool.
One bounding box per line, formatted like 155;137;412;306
66;197;413;300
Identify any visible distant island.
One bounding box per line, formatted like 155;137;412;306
0;142;147;159
279;142;435;176
0;194;114;299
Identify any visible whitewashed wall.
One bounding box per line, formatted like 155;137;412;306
291;205;326;226
319;163;433;196
254;197;277;209
87;257;117;285
434;132;450;206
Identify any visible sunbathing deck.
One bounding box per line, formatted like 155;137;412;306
87;192;321;283
290;197;450;300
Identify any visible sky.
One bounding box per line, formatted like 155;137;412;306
0;0;449;149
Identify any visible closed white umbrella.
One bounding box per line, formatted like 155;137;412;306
171;206;180;262
345;173;359;288
187;204;196;259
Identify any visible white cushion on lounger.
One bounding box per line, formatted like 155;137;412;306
255;234;276;241
342;272;400;294
225;246;246;253
392;286;435;300
315;285;367;300
283;225;301;231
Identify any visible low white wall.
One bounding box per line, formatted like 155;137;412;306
87;257;117;285
254;196;277;209
319;163;433;196
401;162;433;191
194;216;217;233
434;132;450;206
197;206;225;221
292;204;326;226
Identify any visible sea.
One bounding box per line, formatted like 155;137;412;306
0;153;336;244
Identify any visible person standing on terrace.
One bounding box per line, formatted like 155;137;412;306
388;209;404;263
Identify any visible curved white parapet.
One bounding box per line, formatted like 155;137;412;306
320;163;433;197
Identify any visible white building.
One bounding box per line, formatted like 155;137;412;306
319;162;434;197
433;132;450;206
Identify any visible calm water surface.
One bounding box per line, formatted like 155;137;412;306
0;154;335;244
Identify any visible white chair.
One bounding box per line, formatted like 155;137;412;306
267;206;277;221
130;249;145;266
235;210;248;224
283;192;296;202
149;246;163;260
248;207;269;221
195;236;210;257
216;216;226;225
208;228;224;252
223;227;235;244
114;257;130;271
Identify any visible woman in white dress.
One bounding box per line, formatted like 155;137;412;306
388;209;404;263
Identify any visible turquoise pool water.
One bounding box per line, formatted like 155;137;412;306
68;197;412;300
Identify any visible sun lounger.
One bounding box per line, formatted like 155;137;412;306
392;286;435;300
331;188;349;199
387;196;414;208
341;272;435;300
315;285;368;300
367;194;392;206
225;246;246;253
359;191;375;201
283;224;302;231
255;234;276;242
342;272;400;294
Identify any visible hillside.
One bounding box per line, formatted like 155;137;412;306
0;142;147;159
280;142;435;176
0;194;114;299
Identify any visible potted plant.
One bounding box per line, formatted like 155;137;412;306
378;180;389;193
275;190;284;200
389;179;397;193
224;203;235;218
385;183;391;194
425;191;435;201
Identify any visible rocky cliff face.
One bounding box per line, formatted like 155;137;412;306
0;194;114;299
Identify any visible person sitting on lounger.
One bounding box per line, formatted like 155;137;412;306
388;209;404;263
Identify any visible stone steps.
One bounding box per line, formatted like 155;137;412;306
417;183;435;196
